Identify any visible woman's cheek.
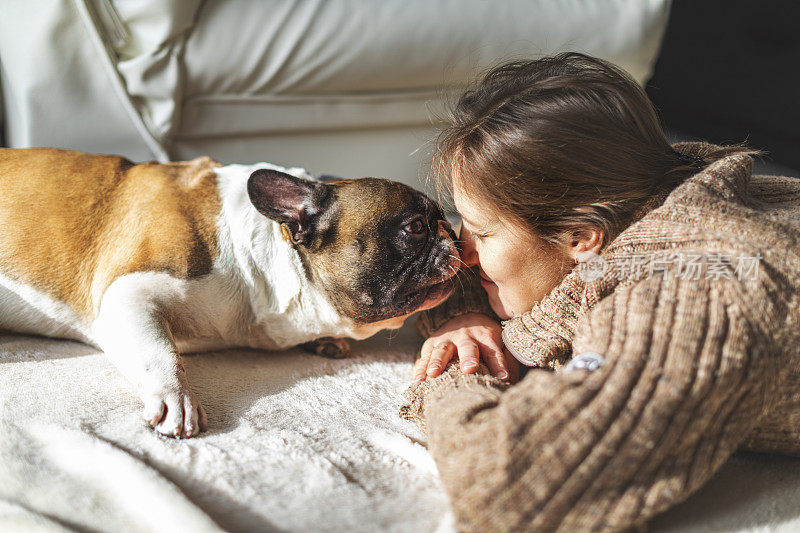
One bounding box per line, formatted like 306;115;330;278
479;240;500;280
487;284;514;320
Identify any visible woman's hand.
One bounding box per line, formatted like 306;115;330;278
414;312;520;383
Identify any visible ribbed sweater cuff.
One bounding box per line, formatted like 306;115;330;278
399;359;508;431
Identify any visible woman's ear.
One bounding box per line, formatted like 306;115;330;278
570;227;605;259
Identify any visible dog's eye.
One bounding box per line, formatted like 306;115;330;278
403;218;425;236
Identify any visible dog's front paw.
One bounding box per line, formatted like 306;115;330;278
141;386;208;438
300;337;350;359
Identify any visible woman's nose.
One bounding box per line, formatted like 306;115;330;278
459;228;479;268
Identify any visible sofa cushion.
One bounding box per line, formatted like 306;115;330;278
109;0;670;141
184;0;669;96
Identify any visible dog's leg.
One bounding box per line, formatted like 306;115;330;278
91;274;207;438
299;337;350;359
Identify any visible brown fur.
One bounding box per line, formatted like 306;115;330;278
0;148;221;320
306;178;419;322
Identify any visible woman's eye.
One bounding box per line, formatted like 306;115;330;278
470;229;488;241
404;219;425;235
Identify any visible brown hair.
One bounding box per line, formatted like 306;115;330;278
433;52;759;247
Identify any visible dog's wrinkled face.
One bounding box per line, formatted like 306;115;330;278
247;169;460;325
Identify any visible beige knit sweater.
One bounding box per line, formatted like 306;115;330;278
401;142;800;532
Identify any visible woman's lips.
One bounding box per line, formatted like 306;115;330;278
479;272;495;286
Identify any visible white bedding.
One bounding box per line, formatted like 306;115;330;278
1;323;799;532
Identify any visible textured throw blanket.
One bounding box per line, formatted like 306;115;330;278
1;324;799;532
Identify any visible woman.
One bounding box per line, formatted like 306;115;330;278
400;52;800;532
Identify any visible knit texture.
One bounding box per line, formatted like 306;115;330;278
401;142;800;532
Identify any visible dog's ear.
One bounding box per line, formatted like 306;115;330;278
247;169;328;245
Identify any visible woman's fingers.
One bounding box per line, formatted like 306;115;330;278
414;349;430;381
427;341;455;378
415;325;513;383
456;340;480;374
415;337;437;381
481;342;509;381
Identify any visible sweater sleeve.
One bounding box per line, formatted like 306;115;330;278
414;265;500;338
405;273;775;532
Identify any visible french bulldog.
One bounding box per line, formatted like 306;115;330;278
0;148;460;437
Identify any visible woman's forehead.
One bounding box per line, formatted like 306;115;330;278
452;183;497;224
453;181;544;241
452;186;483;221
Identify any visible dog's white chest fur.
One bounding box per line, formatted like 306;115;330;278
189;162;361;350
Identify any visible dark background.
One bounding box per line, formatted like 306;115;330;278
647;0;799;176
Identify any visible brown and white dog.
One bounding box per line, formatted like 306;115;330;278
0;148;460;438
